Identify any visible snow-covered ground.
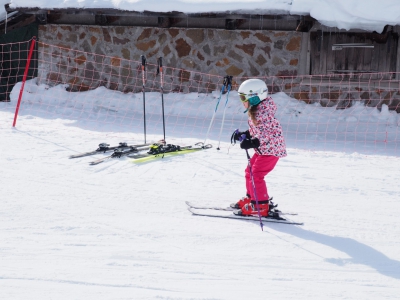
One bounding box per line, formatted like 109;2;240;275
1;0;399;298
7;79;400;156
1;81;400;299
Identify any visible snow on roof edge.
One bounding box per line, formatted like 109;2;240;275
6;0;400;33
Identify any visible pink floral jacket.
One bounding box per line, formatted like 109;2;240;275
248;97;287;157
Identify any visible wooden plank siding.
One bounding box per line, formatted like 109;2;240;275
310;31;399;79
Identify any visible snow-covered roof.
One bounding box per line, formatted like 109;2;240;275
4;0;400;33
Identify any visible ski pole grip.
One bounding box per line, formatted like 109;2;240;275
239;134;247;142
231;129;240;144
141;55;146;70
158;57;163;67
223;75;233;88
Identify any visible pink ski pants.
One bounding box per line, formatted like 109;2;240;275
245;153;279;200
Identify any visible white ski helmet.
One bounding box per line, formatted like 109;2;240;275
238;79;268;105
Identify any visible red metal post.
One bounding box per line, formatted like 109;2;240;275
13;37;37;127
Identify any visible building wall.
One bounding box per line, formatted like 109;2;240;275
36;24;400;113
37;24;303;92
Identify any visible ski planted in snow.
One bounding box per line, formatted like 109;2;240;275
69;142;150;159
187;205;303;225
129;142;212;163
89;145;150;165
185;201;298;216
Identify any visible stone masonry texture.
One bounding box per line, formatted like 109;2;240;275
38;25;301;92
37;24;400;112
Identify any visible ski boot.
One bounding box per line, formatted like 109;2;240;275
230;194;251;209
235;200;270;217
236;199;284;220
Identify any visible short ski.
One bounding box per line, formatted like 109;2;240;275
130;142;211;163
187;207;303;225
89;145;149;165
69;142;150;159
185;201;297;216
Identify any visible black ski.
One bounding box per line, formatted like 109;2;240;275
185;201;297;216
69;142;150;159
187;207;303;225
89;145;150;165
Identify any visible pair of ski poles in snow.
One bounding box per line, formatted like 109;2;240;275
141;55;166;144
203;75;233;149
142;64;232;149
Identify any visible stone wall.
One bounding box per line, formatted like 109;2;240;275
37;24;303;93
36;24;400;113
279;78;400;113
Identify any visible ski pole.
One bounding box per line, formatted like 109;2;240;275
157;57;166;142
141;55;147;144
203;76;229;146
239;132;263;231
216;76;232;150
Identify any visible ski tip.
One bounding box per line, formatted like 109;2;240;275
185;201;197;209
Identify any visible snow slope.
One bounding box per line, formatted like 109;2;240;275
7;79;400;156
1;82;399;299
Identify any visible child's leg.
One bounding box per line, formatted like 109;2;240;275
245;154;258;197
245;153;279;200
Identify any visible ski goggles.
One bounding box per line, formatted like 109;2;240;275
239;93;261;104
239;93;248;102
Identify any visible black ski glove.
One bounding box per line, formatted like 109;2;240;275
231;129;251;144
240;137;260;150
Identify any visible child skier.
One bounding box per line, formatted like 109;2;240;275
231;79;287;218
